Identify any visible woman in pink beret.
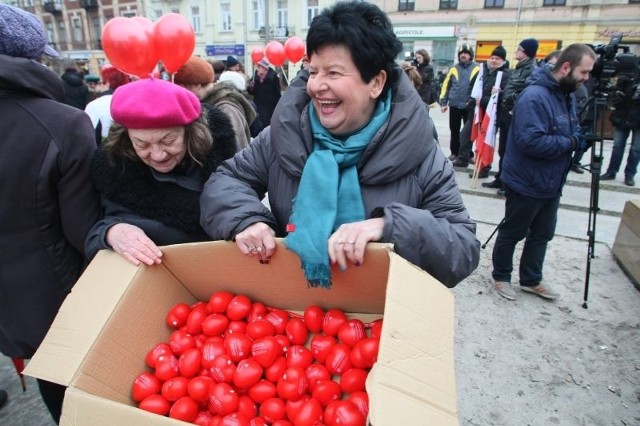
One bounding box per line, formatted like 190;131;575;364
84;78;237;266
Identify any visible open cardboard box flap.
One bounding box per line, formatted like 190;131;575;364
25;240;456;425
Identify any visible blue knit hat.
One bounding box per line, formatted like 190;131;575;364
519;38;539;59
0;4;59;60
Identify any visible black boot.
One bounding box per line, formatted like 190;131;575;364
470;167;490;179
482;178;502;189
600;171;616;180
570;163;584;174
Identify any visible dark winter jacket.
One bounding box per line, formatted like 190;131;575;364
84;106;237;260
501;57;537;113
416;61;435;104
61;69;90;109
609;76;640;130
501;67;579;198
439;61;480;109
249;68;281;127
478;62;510;112
201;69;480;288
0;54;101;358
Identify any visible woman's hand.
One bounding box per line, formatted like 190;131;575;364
235;222;276;263
328;218;384;272
106;223;163;266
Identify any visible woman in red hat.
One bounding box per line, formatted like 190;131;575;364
84;78;237;266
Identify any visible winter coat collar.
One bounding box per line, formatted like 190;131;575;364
0;54;65;101
91;146;222;235
270;68;431;185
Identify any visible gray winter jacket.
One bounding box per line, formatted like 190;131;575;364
200;69;480;287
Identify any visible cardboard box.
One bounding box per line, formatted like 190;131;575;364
25;240;457;425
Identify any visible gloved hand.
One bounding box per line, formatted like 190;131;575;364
571;128;593;151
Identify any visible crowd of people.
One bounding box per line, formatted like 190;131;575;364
1;0;639;422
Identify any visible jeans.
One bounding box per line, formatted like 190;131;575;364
492;187;560;285
605;127;640;178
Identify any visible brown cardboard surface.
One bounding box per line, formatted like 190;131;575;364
619;199;640;236
23;250;140;386
25;240;457;425
160;241;391;313
367;254;456;424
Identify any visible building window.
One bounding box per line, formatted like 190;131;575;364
221;1;232;31
46;22;55;45
252;0;264;31
91;16;101;49
542;0;565;5
398;0;415;11
277;0;288;28
306;0;319;27
191;6;201;33
484;0;504;8
439;1;458;10
72;17;83;43
58;21;66;44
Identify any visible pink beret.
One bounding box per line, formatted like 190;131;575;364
111;78;201;129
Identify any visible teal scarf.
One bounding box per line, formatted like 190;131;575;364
285;92;391;287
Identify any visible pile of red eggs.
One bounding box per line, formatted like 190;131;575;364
131;291;382;425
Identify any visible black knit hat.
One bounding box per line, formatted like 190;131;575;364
491;45;507;61
519;38;539;59
226;55;239;68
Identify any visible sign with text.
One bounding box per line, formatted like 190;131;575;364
394;26;456;39
206;44;245;57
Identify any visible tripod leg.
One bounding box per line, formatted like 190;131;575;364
482;218;505;249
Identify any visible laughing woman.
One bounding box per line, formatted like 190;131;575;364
200;0;480;288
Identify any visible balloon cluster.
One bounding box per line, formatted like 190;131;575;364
131;291;381;425
101;14;195;78
251;36;306;67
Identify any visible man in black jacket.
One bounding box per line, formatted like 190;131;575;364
483;38;539;193
0;5;101;423
600;75;640;186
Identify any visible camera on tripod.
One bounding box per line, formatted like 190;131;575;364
590;33;639;95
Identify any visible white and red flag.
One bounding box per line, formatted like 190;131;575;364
474;71;503;170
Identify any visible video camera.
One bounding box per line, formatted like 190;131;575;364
590;34;639;95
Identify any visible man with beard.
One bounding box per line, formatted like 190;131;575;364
490;44;596;301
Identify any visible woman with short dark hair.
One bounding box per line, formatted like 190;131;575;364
201;1;480;288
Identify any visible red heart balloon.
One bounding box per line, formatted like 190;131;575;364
310;334;336;364
153;13;195;74
102;17;157;78
251;336;280;368
233;358;264;389
265;41;286;67
251;46;265;64
285;317;309;345
337;319;366;347
284;36;306;63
